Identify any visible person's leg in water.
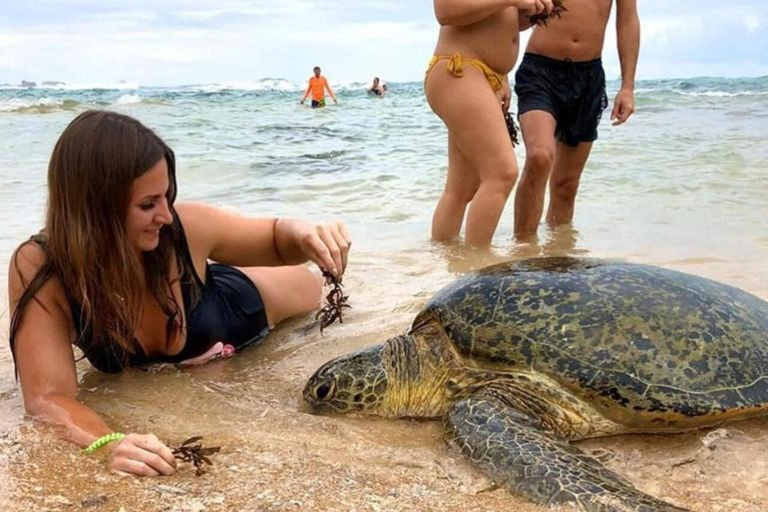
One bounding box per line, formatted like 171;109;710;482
546;141;593;226
431;133;480;241
513;111;557;240
426;63;517;247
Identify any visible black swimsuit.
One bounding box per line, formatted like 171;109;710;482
34;218;270;373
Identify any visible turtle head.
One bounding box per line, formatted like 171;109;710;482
303;332;452;418
303;339;394;417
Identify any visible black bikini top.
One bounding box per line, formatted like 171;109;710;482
30;217;210;373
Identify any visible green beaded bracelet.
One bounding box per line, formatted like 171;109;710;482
83;433;126;454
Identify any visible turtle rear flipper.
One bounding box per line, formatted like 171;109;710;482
445;395;691;512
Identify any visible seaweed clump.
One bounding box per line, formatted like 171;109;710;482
316;270;351;334
504;110;520;147
172;436;221;476
529;0;567;26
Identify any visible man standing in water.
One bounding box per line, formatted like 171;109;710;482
301;66;338;108
513;0;640;239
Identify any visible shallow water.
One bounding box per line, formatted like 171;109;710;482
0;78;767;511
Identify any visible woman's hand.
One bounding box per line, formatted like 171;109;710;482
287;220;352;277
513;0;552;15
178;341;236;366
108;433;177;477
497;81;511;111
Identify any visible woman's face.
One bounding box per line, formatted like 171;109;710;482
125;157;173;252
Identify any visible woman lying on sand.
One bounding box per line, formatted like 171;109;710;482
8;110;351;476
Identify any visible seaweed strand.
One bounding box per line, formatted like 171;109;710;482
316;270;352;334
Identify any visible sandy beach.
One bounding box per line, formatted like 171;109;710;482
1;77;767;511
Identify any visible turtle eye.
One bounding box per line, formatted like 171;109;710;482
314;379;335;401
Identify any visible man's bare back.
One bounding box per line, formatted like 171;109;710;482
527;0;614;60
434;7;522;74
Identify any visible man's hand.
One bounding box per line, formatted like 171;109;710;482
611;88;635;126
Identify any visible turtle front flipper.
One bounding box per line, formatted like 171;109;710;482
446;395;692;512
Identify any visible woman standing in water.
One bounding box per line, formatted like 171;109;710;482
426;0;553;246
8;110;351;476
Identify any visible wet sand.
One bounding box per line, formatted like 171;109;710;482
1;238;768;512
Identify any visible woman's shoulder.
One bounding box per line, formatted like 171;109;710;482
174;201;207;217
173;202;226;260
8;238;68;310
175;202;248;227
173;202;266;265
174;202;221;231
9;238;47;280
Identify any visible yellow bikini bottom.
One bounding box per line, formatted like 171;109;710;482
425;53;506;92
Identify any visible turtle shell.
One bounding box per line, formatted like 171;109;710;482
414;258;768;422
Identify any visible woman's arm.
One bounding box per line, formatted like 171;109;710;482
518;9;536;31
176;202;351;277
9;244;177;476
10;244;107;444
434;0;514;26
435;0;547;27
517;0;554;30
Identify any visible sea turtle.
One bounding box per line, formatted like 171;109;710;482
303;257;768;512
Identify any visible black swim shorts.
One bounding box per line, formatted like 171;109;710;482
515;53;609;147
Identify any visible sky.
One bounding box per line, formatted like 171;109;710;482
0;0;766;86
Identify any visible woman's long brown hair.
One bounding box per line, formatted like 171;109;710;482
9;110;184;373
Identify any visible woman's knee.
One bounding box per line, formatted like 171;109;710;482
444;181;480;204
287;266;322;311
480;165;518;196
247;265;322;326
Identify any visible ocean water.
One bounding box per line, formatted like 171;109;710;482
0;77;767;511
1;76;767;263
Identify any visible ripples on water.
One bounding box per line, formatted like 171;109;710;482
0;77;767;511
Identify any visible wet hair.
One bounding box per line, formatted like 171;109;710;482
9;110;185;374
